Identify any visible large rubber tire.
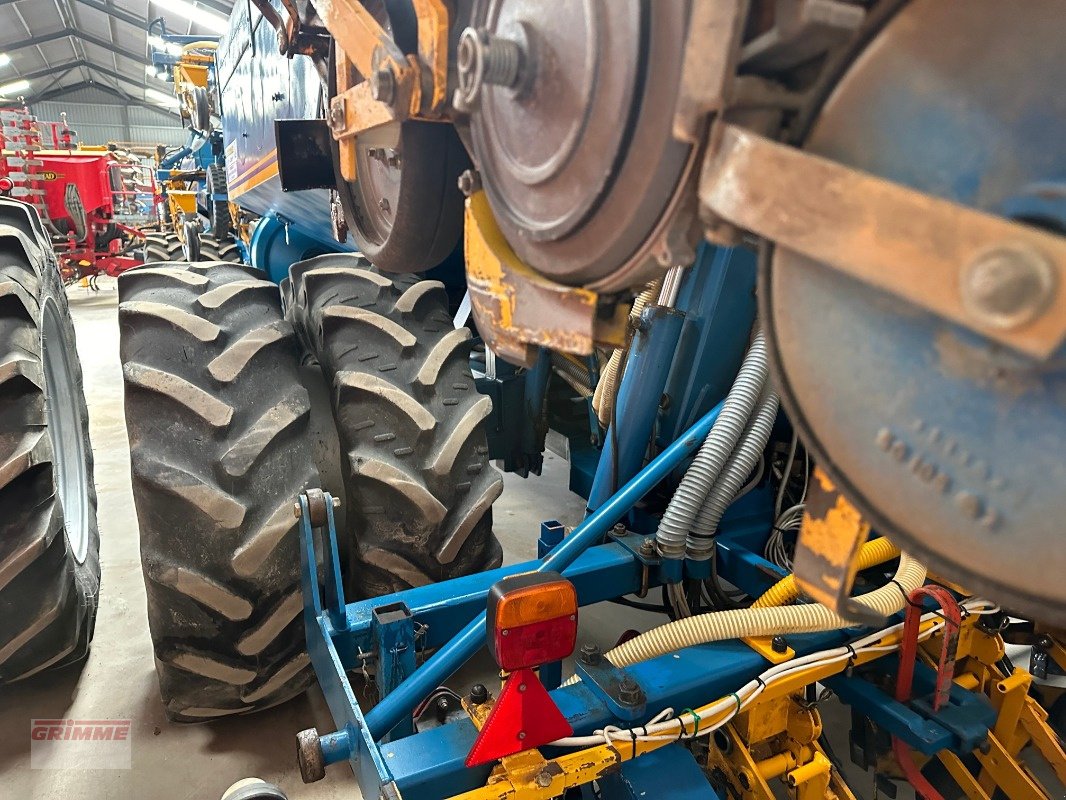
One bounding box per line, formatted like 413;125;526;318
143;231;240;264
0;199;100;683
206;164;233;242
119;262;318;721
286;254;502;597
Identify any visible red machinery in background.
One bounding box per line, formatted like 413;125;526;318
0;107;160;286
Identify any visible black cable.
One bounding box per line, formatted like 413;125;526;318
609;596;672;615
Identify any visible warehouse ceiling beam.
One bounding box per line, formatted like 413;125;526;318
71;0;147;29
2;28;150;64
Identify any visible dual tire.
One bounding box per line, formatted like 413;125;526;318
119;255;501;719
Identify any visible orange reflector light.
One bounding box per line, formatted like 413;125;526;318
487;572;578;672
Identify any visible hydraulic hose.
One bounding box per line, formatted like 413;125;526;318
686;388;779;560
752;537;901;609
655;330;768;560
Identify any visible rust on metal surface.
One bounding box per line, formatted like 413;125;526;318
672;0;750;143
700;123;1066;359
792;467;882;626
315;0;451;140
464;192;628;368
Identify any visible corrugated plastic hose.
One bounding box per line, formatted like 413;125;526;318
564;552;925;684
593;280;662;428
655;330;768;560
686;388;779;560
751;537;902;609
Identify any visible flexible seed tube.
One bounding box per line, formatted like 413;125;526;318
752;537;901;609
655;330;768;560
564;552;925;685
593;280;662;428
686;388;779;560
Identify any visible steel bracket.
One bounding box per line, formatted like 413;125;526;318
700;123;1066;359
574;659;647;722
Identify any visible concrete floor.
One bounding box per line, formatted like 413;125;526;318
0;278;592;800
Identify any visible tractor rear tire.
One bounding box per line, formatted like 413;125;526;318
0;199;100;683
119;262;318;720
286;254;502;597
143;231;240;264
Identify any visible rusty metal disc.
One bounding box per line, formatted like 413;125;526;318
466;0;695;291
329;2;468;273
764;0;1066;621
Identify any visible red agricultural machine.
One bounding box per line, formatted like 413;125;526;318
0;107;160;287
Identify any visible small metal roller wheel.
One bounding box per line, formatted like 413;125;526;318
220;778;288;800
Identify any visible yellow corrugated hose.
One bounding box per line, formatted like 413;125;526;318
751;537;901;609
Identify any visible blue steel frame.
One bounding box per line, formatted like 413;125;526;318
296;482;993;800
296;440;995;799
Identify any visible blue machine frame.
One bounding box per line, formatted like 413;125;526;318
284;228;1020;797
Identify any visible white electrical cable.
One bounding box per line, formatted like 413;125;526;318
551;598;999;748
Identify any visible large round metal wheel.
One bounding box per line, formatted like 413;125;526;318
0;198;100;683
329;7;468;275
119;263;317;719
459;0;697;291
763;0;1066;620
285;254;503;596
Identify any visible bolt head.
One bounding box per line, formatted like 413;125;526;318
470;683;488;704
535;770;553;788
771;635;787;654
371;68;396;105
457;169;480;197
639;538;656;555
961;244;1056;330
293;502;302;519
579;643;602;665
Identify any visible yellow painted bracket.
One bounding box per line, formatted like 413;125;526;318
792;468;882;626
464;191;629;367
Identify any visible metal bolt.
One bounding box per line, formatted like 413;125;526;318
293;502;302;519
961;244;1056;330
618;676;641;706
455;26;527;111
470;683;488;704
327;102;345;131
609;522;626;538
434;696;451;723
332;496;341;508
378;197;391;214
579;643;602;666
517;731;526;740
535;770;553;788
371;67;396;105
457;169;481;197
639;538;656;556
771;635;787;654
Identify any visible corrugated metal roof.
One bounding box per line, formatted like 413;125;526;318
0;0;235;115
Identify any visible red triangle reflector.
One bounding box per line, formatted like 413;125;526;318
465;667;573;767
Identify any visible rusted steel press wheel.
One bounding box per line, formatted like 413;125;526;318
457;0;697;292
285;254;503;597
0;198;100;683
119;262;317;719
328;0;469;274
762;0;1066;620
